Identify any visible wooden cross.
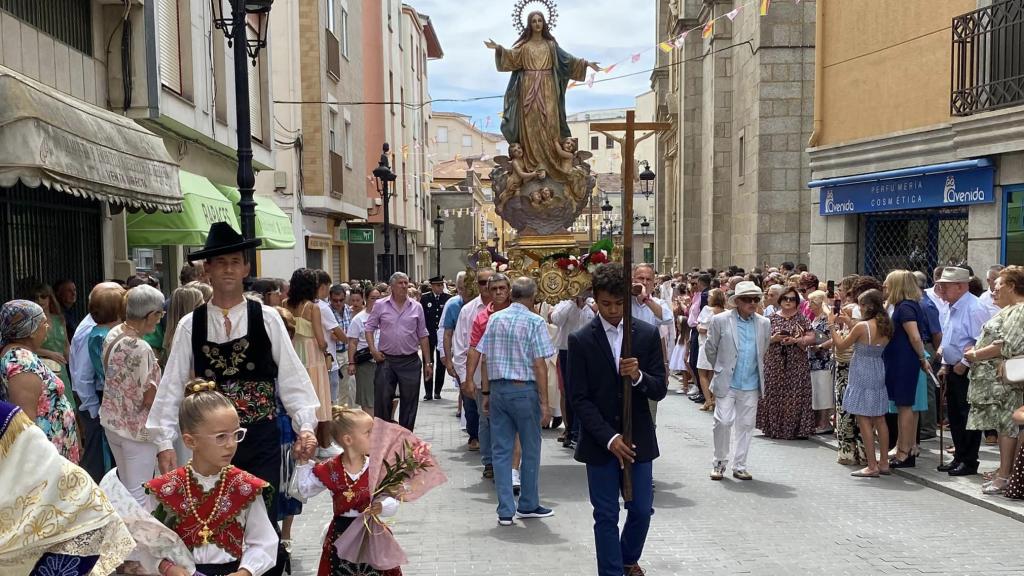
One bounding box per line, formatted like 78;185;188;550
590;110;671;502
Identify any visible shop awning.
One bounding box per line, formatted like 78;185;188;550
213;184;296;249
126;170;239;246
0;64;180;212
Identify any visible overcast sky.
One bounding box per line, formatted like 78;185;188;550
413;0;657;132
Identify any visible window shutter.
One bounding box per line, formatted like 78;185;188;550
247;25;263;140
158;0;182;93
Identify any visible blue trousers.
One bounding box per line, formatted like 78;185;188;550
586;459;654;576
490;379;541;518
475;388;492;466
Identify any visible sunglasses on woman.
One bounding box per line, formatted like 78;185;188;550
779;296;799;303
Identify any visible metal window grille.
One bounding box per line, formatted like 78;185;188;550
951;0;1024;116
0;183;103;320
0;0;93;56
860;208;969;279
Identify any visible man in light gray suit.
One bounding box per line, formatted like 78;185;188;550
704;281;771;481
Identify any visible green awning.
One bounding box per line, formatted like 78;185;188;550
126;170;239;246
213;184;295;250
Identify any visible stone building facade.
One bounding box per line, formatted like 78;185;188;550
653;0;815;271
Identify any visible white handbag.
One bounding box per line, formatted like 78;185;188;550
1002;356;1024;387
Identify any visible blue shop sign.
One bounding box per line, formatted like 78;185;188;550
819;166;995;216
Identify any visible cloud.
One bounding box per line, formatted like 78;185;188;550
414;0;656;126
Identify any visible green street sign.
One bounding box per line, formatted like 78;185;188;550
349;228;375;244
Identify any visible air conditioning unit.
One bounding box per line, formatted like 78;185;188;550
273;170;288;191
374;198;383;206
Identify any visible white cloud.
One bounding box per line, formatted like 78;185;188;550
413;0;656;126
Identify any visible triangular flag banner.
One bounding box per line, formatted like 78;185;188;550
604;64;616;74
567;81;579;90
631;53;642;63
657;41;673;53
726;7;740;20
702;20;714;38
587;73;595;88
673;31;687;48
760;0;771;16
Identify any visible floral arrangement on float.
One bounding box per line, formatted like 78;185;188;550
541;238;613;274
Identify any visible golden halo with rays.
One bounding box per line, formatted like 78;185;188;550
512;0;559;34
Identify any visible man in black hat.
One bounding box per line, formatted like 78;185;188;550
147;222;320;571
420;275;451;400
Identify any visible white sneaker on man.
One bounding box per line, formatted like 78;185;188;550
710;462;726;481
512;468;521;495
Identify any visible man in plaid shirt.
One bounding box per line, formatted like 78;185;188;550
477;276;556;526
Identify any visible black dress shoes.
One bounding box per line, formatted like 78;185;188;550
423;395;433;401
690;394;706;403
947;463;979;476
937;460;960;472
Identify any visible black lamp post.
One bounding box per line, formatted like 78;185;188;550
432;205;444;278
638;160;656;201
211;0;273;277
638;216;651;236
373;143;398;280
601;196;613;239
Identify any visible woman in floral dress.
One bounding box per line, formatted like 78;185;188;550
757;286;816;440
0;299;80;462
966;268;1024;495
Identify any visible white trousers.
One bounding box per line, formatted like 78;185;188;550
712;388;760;471
105;430;158;506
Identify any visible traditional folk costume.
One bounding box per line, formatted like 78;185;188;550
0;400;135;575
144;465;278;576
293;456;401;576
147;223;320;576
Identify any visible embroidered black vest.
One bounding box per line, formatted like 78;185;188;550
192;300;279;425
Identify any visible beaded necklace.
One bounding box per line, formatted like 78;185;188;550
184;461;231;545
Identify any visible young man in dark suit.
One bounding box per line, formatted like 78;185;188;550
568;263;667;576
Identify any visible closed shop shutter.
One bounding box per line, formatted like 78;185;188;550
158;0;182;93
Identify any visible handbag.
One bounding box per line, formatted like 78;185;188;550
354;347;374;365
1000;356;1024;388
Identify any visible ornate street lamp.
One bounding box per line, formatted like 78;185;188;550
433;205;445;278
640;216;651;236
210;0;274;275
638;160;656;201
373;144;398;280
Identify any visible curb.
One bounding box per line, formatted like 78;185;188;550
806;433;1024;523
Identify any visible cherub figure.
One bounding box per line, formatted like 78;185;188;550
554;136;590;206
529;186;556;208
495;143;545;212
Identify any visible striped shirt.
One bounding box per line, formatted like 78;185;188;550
476;303;556;382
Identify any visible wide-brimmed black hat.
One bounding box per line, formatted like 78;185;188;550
187;221;262;263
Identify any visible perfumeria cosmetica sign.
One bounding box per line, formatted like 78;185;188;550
819;166;995;216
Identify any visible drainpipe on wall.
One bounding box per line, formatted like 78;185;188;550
807;0;823;147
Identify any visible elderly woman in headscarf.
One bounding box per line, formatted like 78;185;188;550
0;299;80;462
0;400;135;575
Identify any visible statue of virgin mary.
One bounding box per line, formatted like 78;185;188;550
485;10;599;184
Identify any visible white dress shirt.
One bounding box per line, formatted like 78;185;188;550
317;299;340;371
452;296;487;384
144;469;278;576
600;315;643;450
925;287;950;332
632;295;673;327
147;301;320;452
292;457;399;517
70;314;99;417
549;299;595;350
346;310;378;352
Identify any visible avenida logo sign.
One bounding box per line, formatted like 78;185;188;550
943;175;987;204
823;190;855;215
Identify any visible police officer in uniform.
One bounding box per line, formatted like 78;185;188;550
420;276;451;400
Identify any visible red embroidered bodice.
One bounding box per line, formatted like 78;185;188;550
313;456;372;516
145;466;268;558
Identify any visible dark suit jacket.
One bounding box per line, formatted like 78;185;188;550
568;316;667;466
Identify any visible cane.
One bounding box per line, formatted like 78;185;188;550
928;370;945;470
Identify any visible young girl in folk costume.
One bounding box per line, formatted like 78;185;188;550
293;406;401;576
145;381;278;576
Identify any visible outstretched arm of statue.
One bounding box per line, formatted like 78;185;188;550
484;39;499;49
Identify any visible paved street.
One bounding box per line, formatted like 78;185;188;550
289;379;1024;576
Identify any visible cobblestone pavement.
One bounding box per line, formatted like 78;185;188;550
288;381;1024;576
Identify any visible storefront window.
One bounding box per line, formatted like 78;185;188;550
1007;188;1024;265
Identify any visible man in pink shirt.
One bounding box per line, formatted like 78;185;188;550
365;272;432;430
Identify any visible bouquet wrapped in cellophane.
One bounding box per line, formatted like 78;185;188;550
332;418;447;569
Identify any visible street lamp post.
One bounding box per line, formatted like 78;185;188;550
211;0;273;277
601;196;613;239
433;205;444;278
373;143;398;280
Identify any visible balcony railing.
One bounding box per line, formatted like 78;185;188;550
330;151;344;199
951;0;1024;116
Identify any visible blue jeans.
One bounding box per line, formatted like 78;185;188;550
463;389;479;441
586;459;654;576
489;379;542;518
475;388;492;466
